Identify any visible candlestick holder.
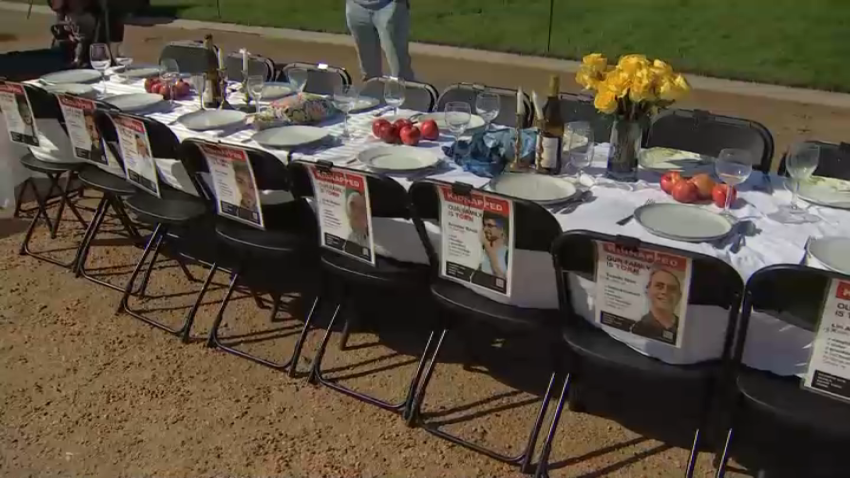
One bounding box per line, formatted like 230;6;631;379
218;68;231;110
241;69;251;106
508;112;527;172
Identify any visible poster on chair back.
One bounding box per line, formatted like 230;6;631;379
113;115;160;197
308;165;375;265
0;82;39;147
437;185;514;297
56;95;113;168
199;143;264;230
803;279;850;403
594;241;692;348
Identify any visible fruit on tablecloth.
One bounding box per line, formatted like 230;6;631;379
660;171;683;194
672;180;699;203
393;118;413;131
144;77;161;94
420;119;439;141
372;119;390;138
400;125;421;146
689;173;716;199
156;83;172;100
378;123;400;144
173;80;191;98
712;183;737;208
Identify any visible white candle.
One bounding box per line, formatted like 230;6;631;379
241;49;249;72
217;48;225;70
517;87;524;116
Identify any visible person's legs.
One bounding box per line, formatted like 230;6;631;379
373;1;414;80
67;11;98;65
345;1;383;81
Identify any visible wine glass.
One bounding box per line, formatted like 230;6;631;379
715;149;753;216
384;77;405;116
768;143;821;224
445;102;471;160
113;43;132;70
475;90;500;131
191;74;206;109
333;84;360;140
565;121;594;181
159;59;180;106
288;68;308;94
89;43;111;95
246;75;265;114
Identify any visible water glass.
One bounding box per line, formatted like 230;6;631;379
159;59;180;105
445;102;471;159
475;90;500;131
769;143;821;224
288;68;308;94
246;75;265;114
384;77;405;116
334;84;360;140
565;121;594;180
715;148;753;215
113;43;132;69
89;43;111;95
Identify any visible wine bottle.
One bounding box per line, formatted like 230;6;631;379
203;34;223;109
538;75;564;174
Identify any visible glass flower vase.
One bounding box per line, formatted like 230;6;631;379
605;118;644;182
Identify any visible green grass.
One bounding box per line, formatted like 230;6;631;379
34;0;850;91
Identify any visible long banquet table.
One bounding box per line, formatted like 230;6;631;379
18;76;850;377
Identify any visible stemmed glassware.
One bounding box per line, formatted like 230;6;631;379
246;75;265;114
288;68;308;94
565;121;594;182
113;43;132;70
445;102;471;160
190;74;206;110
475;90;500;131
715;148;753;216
334;84;360;140
384;77;405;116
768;142;821;224
89;43;111;95
159;59;180;106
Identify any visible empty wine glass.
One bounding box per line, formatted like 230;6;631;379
768;143;821;224
113;43;132;70
715;148;753;216
565;121;594;182
246;75;265;114
475;90;500;131
159;58;180;105
89;43;111;95
384;77;405;116
288;68;308;94
445;102;471;160
333;84;360;140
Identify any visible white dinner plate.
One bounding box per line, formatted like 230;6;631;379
177;110;247;131
798;176;850;210
117;65;161;79
347;96;380;113
416;112;486;133
808;237;850;275
43;83;96;98
488;173;578;205
357;145;441;172
104;93;165;112
261;82;295;100
251;126;329;148
635;203;733;242
40;69;102;84
639;147;712;172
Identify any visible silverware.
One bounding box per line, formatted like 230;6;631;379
554;190;592;214
616;199;654;226
371;106;392;117
730;221;751;254
799;236;812;265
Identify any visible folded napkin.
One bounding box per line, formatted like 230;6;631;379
253;93;339;130
442;128;538;178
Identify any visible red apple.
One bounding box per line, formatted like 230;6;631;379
660;171;683;195
672;180;699;203
156;83;172;100
712;183;737;208
400;125;421;146
379;123;400;144
393;118;413;131
420;119;439;141
173;80;191;98
144;78;161;94
689;173;716;200
372;119;391;138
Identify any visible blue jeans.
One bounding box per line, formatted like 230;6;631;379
346;0;414;80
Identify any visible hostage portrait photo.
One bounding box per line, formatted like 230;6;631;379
629;265;686;345
342;187;372;261
471;209;510;293
227;159;261;226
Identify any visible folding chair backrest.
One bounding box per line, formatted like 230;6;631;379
559;92;613;143
280;62;351;95
436;83;532;128
12;83;75;162
408;179;561;270
777;140;850;181
646;109;775;173
158;40;219;76
361;77;438;112
225;53;276;83
0;48;70;82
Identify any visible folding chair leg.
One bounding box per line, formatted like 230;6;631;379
56;172;88;233
307;302;343;385
78;199;134;291
287;294;322;378
137;231;165;298
519;372;559;474
685;384;715;478
12;178;32;218
117;223;164;313
269;293;281;320
206;271;241;348
714;427;734;478
110;196;141;241
406;328;448;426
534;373;571;478
174;255;196;282
18;176;82;269
339;313;356;351
72;195;109;275
179;262;219;343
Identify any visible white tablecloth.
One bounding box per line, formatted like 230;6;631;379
17;77;850;376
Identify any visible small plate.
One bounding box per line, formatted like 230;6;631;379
808;237;850;274
40;69;102;84
357;145;441;172
348;96;380;113
489;173;578;205
104;93;165;112
177;110;247;132
261;82;296;100
43;83;96;98
416;112;486;133
117;65;161;79
635;203;733;242
251;126;329;148
798;176;850;210
639;147;712;172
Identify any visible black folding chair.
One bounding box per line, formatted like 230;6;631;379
225;52;276;83
559;92;614;144
0;49;70;81
361;77;438;112
436;83;532;128
158;40;219;76
179;139;319;370
13;83;88;269
646;109;775;173
714;265;850;477
288;160;436;414
279;62;351;95
406;179;563;473
93;113;214;341
777;140;850;180
535;232;744;478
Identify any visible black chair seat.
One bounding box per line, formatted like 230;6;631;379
215;219;311;254
20;153;83;174
124;189;207;225
430;279;555;329
737;368;850;438
320;250;428;288
561;319;716;380
77;166;135;195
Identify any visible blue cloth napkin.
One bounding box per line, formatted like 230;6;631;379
443;128;538;178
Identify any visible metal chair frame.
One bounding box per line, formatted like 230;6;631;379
278;62;352;95
361;76;439;112
436;83;533;128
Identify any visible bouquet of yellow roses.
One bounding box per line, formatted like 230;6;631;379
576;53;690;120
